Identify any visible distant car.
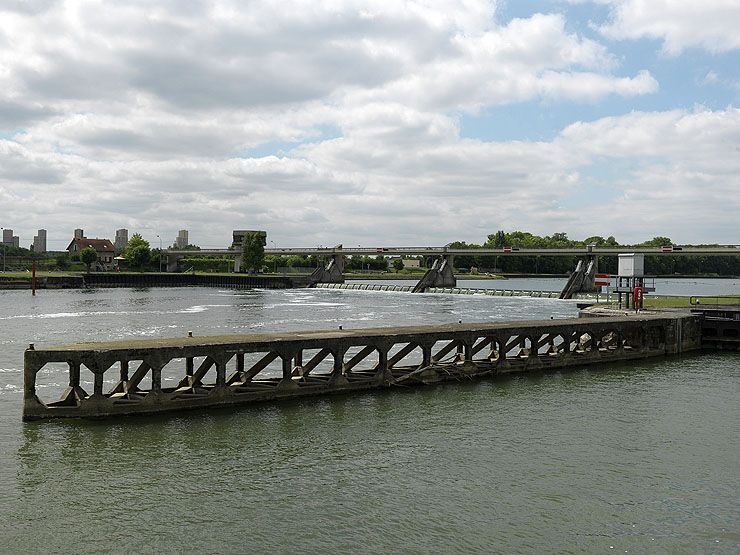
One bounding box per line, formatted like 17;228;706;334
661;245;682;252
503;246;519;253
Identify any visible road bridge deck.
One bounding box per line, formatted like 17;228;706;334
168;246;740;257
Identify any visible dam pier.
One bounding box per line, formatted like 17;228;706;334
23;312;703;420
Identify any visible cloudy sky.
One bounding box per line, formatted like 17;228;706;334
1;0;739;250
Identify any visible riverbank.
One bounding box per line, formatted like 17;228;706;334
0;272;306;289
583;294;740;309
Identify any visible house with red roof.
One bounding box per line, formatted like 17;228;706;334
66;237;116;270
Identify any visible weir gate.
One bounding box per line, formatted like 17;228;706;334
23;313;701;420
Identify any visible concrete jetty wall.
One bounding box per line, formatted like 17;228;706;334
23;313;702;420
0;273;310;290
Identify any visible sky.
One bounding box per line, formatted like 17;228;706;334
0;0;739;250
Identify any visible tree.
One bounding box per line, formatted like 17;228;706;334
55;253;71;270
639;236;673;247
80;247;98;273
124;234;152;271
124;234;150;256
240;231;265;273
127;246;151;270
150;248;162;271
392;258;404;272
487;230;507;248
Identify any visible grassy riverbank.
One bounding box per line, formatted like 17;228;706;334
589;295;739;309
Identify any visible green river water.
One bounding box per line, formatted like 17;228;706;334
0;285;737;553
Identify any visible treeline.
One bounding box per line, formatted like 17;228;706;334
260;254;391;272
448;231;739;276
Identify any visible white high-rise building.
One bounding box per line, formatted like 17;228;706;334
175;229;189;249
114;228;129;253
33;229;47;253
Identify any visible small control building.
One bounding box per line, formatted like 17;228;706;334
613;253;655;309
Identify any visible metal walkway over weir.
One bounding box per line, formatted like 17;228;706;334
23;313;701;420
314;282;563;298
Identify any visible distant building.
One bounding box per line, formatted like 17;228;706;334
232;230;267;249
2;229;13;245
67;237;116;270
33;229;47;253
12;236;19;248
74;228;84;239
175;229;189;249
114;228;129;253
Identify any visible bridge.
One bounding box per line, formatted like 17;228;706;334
166;245;738;259
163;245;739;296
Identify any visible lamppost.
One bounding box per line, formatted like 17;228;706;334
156;234;162;272
270;240;277;273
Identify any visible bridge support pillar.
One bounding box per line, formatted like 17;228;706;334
412;255;456;293
166;254;182;273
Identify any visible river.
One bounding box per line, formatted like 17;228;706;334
0;280;738;553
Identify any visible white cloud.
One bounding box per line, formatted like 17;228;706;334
597;0;740;54
3;107;738;248
1;1;736;248
1;1;654;151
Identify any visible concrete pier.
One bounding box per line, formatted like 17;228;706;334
23;313;702;420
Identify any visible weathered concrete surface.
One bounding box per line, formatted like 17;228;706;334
23;313;702;420
560;258;598;299
412;256;456;292
0;275;84;289
690;305;740;351
308;254;345;286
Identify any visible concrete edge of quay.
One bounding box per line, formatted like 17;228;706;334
0;273;311;290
